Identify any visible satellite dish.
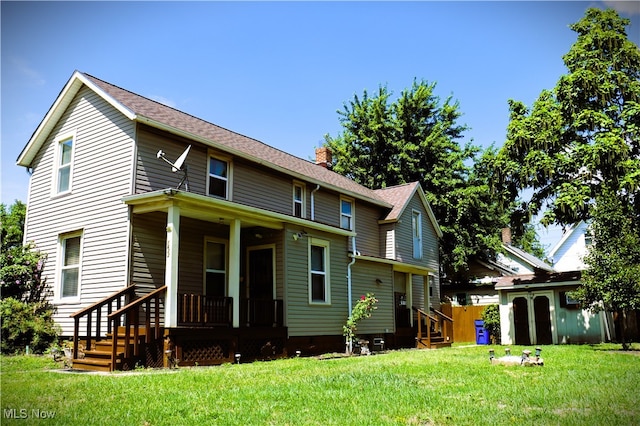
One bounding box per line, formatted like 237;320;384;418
156;145;191;191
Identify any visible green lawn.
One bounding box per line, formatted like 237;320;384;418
1;344;639;425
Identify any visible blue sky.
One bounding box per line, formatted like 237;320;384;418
2;1;639;252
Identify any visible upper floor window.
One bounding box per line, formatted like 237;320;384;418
208;155;230;199
412;210;423;259
309;238;330;304
59;231;82;299
293;182;306;218
56;136;74;194
204;239;227;297
340;197;354;230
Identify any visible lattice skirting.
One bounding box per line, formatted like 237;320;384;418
180;340;231;364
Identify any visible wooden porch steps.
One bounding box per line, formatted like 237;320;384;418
71;327;148;372
416;332;452;349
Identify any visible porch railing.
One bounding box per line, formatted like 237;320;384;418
70;285;137;359
177;295;284;327
241;298;284;327
415;307;454;347
107;286;166;369
178;294;233;326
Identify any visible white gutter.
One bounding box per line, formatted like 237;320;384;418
310;184;320;221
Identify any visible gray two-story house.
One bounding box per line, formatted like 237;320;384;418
17;71;448;371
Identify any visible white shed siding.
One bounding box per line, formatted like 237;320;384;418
23;86;135;336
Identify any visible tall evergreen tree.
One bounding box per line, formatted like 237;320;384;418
497;8;640;227
325;80;513;282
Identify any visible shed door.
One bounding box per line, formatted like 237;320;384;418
509;291;557;345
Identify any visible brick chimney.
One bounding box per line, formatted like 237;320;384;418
315;147;332;168
501;227;512;245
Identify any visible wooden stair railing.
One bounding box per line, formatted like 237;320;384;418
415;307;454;348
107;286;166;370
70;285;137;360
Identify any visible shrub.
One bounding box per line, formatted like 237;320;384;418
0;297;59;354
343;293;378;354
481;304;501;344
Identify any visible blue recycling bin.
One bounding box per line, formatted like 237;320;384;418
474;320;490;345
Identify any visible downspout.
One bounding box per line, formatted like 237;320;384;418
346;235;356;353
310;184;320;221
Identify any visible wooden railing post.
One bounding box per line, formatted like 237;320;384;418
73;317;80;359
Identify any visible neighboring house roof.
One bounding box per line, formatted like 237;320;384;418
501;243;555;273
375;182;443;238
16;71;392;209
495;270;582;290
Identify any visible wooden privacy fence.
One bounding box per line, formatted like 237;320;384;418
441;304;487;343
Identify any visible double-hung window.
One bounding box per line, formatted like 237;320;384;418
309;238;330;304
204;239;227;297
412;210;423;259
208;155;230;199
56;136;74;194
340;197;354;230
293;182;305;218
59;232;82;299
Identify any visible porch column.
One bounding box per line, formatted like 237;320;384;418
407;273;414;327
164;205;180;328
229;218;241;328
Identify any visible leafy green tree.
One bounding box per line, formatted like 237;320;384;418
1;201;27;252
496;8;640;347
1;201;57;353
496;8;640;227
325;80;534;282
571;190;640;349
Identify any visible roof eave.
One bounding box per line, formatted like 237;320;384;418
16;71;136;167
135;115;392;209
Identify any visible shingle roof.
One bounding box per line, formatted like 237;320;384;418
502;244;555;273
495;270;582;289
81;72;391;207
375;182;420;221
375;182;443;238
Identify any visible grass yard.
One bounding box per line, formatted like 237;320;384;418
1;344;639;425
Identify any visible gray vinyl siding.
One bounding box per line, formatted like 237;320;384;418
284;225;350;336
24;85;134;336
233;160;294;215
130;212;167;294
350;261;394;334
135;126;208;194
393;194;441;309
353;202;382;257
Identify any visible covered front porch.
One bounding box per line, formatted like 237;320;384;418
69;189;352;371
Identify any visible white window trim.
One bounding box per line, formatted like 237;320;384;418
203;237;228;296
293;181;306;219
206;152;233;200
308;237;331;305
52;131;76;197
412;209;423;260
340;196;355;231
56;230;83;303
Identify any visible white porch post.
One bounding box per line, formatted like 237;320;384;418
229;219;241;328
164;205;180;328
